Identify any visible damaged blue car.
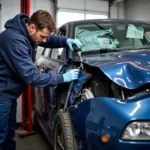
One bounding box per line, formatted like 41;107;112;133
34;19;150;150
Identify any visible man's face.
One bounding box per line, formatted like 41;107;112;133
28;24;50;45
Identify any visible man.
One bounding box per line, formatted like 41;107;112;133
0;10;81;150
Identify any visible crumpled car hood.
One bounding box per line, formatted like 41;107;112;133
73;49;150;89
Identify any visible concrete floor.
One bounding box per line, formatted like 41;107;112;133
15;134;52;150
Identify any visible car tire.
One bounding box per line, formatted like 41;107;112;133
53;109;78;150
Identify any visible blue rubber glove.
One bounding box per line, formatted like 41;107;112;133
66;38;81;51
63;69;79;82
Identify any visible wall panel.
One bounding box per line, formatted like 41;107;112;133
0;0;54;31
57;0;108;13
126;0;150;21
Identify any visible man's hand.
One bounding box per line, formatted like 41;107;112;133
66;38;81;51
63;69;79;82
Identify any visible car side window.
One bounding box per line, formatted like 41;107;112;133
50;27;66;61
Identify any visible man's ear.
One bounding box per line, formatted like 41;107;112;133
29;24;36;33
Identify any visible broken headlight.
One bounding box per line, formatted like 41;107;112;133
121;122;150;140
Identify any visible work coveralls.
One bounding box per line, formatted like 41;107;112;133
0;13;68;150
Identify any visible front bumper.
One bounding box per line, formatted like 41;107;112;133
69;96;150;150
80;140;150;150
116;140;150;150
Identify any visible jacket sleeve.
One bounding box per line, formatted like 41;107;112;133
3;38;64;87
39;34;68;48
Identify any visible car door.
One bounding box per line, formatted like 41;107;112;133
34;26;68;132
34;47;53;129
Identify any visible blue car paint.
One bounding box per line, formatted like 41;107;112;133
69;95;150;150
73;49;150;89
57;48;150;149
35;20;150;149
48;48;150;149
69;71;91;104
117;140;150;150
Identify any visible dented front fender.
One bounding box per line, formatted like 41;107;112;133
69;96;150;149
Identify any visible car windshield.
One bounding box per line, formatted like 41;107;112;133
74;21;150;52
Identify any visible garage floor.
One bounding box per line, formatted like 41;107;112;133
15;134;52;150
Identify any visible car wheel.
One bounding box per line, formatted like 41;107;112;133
53;109;78;150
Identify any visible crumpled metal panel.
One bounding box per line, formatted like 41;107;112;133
69;71;91;104
73;50;150;89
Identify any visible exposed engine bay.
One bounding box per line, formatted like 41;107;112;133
54;62;150;110
73;64;150;104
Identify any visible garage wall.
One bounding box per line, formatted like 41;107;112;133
0;0;54;32
110;1;125;19
57;0;108;14
0;0;20;31
109;0;150;21
0;0;109;31
30;0;54;18
126;0;150;21
56;0;109;27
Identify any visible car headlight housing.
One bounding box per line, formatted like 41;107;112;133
121;121;150;140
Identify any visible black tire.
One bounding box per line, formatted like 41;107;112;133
53;109;78;150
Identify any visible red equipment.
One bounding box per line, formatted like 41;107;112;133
15;0;35;137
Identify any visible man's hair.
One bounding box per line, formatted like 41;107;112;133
28;10;56;33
